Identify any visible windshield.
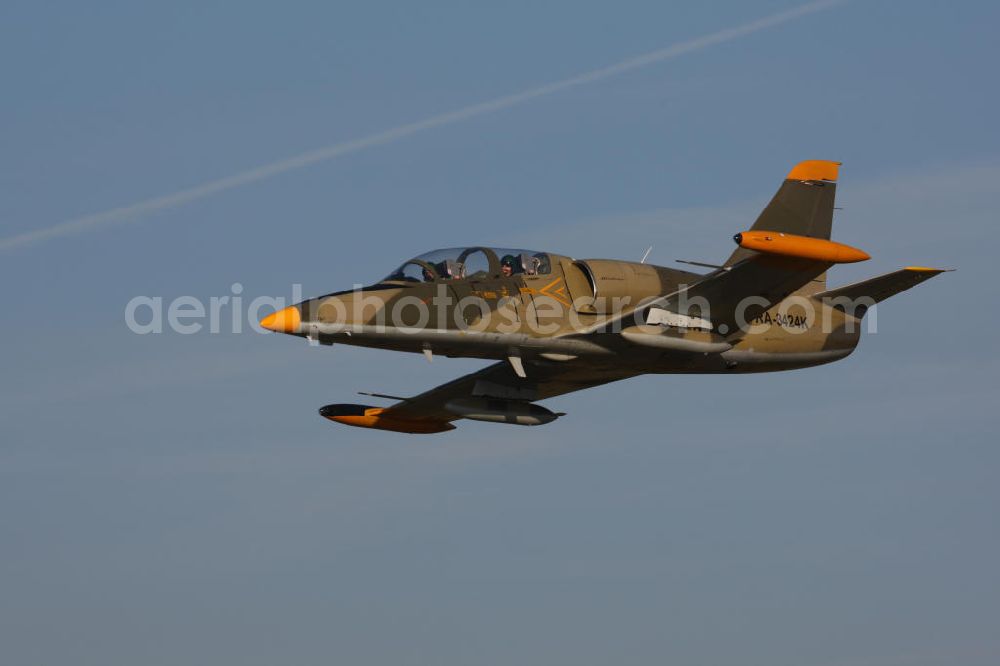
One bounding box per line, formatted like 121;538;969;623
382;247;553;283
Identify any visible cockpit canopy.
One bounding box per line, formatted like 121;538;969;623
382;247;553;283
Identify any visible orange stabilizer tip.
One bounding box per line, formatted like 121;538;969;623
786;160;841;182
260;306;301;333
734;231;870;264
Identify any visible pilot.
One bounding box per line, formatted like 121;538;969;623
500;254;517;277
422;266;436;282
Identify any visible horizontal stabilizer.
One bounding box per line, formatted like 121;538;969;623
815;267;951;305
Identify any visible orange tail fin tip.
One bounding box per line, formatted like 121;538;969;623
786;159;841;182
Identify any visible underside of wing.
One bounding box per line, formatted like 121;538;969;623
319;359;641;434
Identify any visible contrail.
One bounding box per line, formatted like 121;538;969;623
1;0;847;252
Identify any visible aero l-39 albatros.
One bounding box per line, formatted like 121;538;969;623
260;160;948;434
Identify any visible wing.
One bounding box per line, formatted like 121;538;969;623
387;359;639;421
319;359;641;433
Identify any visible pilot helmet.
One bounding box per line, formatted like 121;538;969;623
500;254;517;269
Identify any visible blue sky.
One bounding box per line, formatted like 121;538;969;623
2;1;999;664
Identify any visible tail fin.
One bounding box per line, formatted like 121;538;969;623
815;267;952;306
725;159;841;291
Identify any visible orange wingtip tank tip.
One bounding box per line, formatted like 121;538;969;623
735;230;870;263
260;306;301;333
319;405;455;434
786;160;841;182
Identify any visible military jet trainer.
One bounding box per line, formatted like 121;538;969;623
260;160;948;434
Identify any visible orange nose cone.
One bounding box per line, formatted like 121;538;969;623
260;306;301;333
